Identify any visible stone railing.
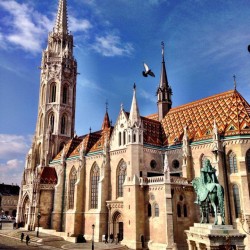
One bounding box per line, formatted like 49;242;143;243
139;175;190;186
139;176;164;186
170;176;189;185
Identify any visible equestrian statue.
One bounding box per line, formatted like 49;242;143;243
192;159;225;225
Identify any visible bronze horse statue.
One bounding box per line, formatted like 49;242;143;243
192;160;225;225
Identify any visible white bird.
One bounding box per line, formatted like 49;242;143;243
142;62;155;77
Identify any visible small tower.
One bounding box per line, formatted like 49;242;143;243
127;84;143;149
157;42;172;121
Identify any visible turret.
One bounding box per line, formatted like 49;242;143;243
127;84;143;146
157;42;172;121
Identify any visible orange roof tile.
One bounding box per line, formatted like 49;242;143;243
161;90;250;145
142;116;163;146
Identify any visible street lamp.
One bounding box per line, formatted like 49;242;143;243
92;224;95;250
37;212;41;237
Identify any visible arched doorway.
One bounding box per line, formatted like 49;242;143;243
112;211;123;241
22;196;30;225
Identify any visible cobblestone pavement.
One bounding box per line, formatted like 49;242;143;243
0;222;129;250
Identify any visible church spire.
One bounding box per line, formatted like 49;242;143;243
157;41;172;121
101;101;111;130
54;0;68;34
129;83;141;127
160;41;168;89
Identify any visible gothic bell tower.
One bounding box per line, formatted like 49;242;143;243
34;0;77;166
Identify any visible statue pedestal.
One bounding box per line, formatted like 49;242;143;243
185;223;246;250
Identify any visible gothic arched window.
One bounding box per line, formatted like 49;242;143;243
148;203;152;217
133;133;136;143
119;132;121;146
61;115;67;134
123;131;126;145
154;203;159;217
62;85;68;104
68;167;77;209
90;164;100;209
49;113;55;133
50;83;56;102
233;184;241;218
246;149;250;173
177;204;181;217
229;151;238;174
117;161;127;197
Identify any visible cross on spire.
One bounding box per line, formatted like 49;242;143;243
105;100;109;113
233;75;237;90
161;41;165;61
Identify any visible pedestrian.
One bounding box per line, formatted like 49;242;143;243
20;232;24;242
105;233;108;244
26;235;30;245
110;233;113;243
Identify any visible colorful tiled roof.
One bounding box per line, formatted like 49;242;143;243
142;116;163;146
161;90;250;145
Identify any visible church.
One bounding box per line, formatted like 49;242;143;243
16;0;250;249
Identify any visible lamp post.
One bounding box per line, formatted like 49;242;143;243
92;224;95;250
37;212;41;237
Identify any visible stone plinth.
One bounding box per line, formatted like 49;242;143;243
185;223;246;250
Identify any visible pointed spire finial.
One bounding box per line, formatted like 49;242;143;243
54;0;68;34
161;41;165;61
133;83;136;90
233;74;237;90
105;100;109;113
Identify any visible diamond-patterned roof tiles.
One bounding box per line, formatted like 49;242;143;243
161;90;250;145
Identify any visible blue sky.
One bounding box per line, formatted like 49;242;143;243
0;0;250;185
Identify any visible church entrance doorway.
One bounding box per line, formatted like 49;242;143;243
22;196;30;226
112;211;123;241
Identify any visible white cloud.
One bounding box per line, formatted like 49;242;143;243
69;16;92;33
92;34;134;57
0;134;31;160
0;159;24;185
0;0;52;53
0;159;23;171
0;0;92;53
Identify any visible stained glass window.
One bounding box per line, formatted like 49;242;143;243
229;152;238;173
117;161;126;197
91;165;100;209
68;167;77;209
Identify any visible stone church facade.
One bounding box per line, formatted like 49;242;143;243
17;1;250;249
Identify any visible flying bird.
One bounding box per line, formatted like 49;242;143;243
142;62;155;77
